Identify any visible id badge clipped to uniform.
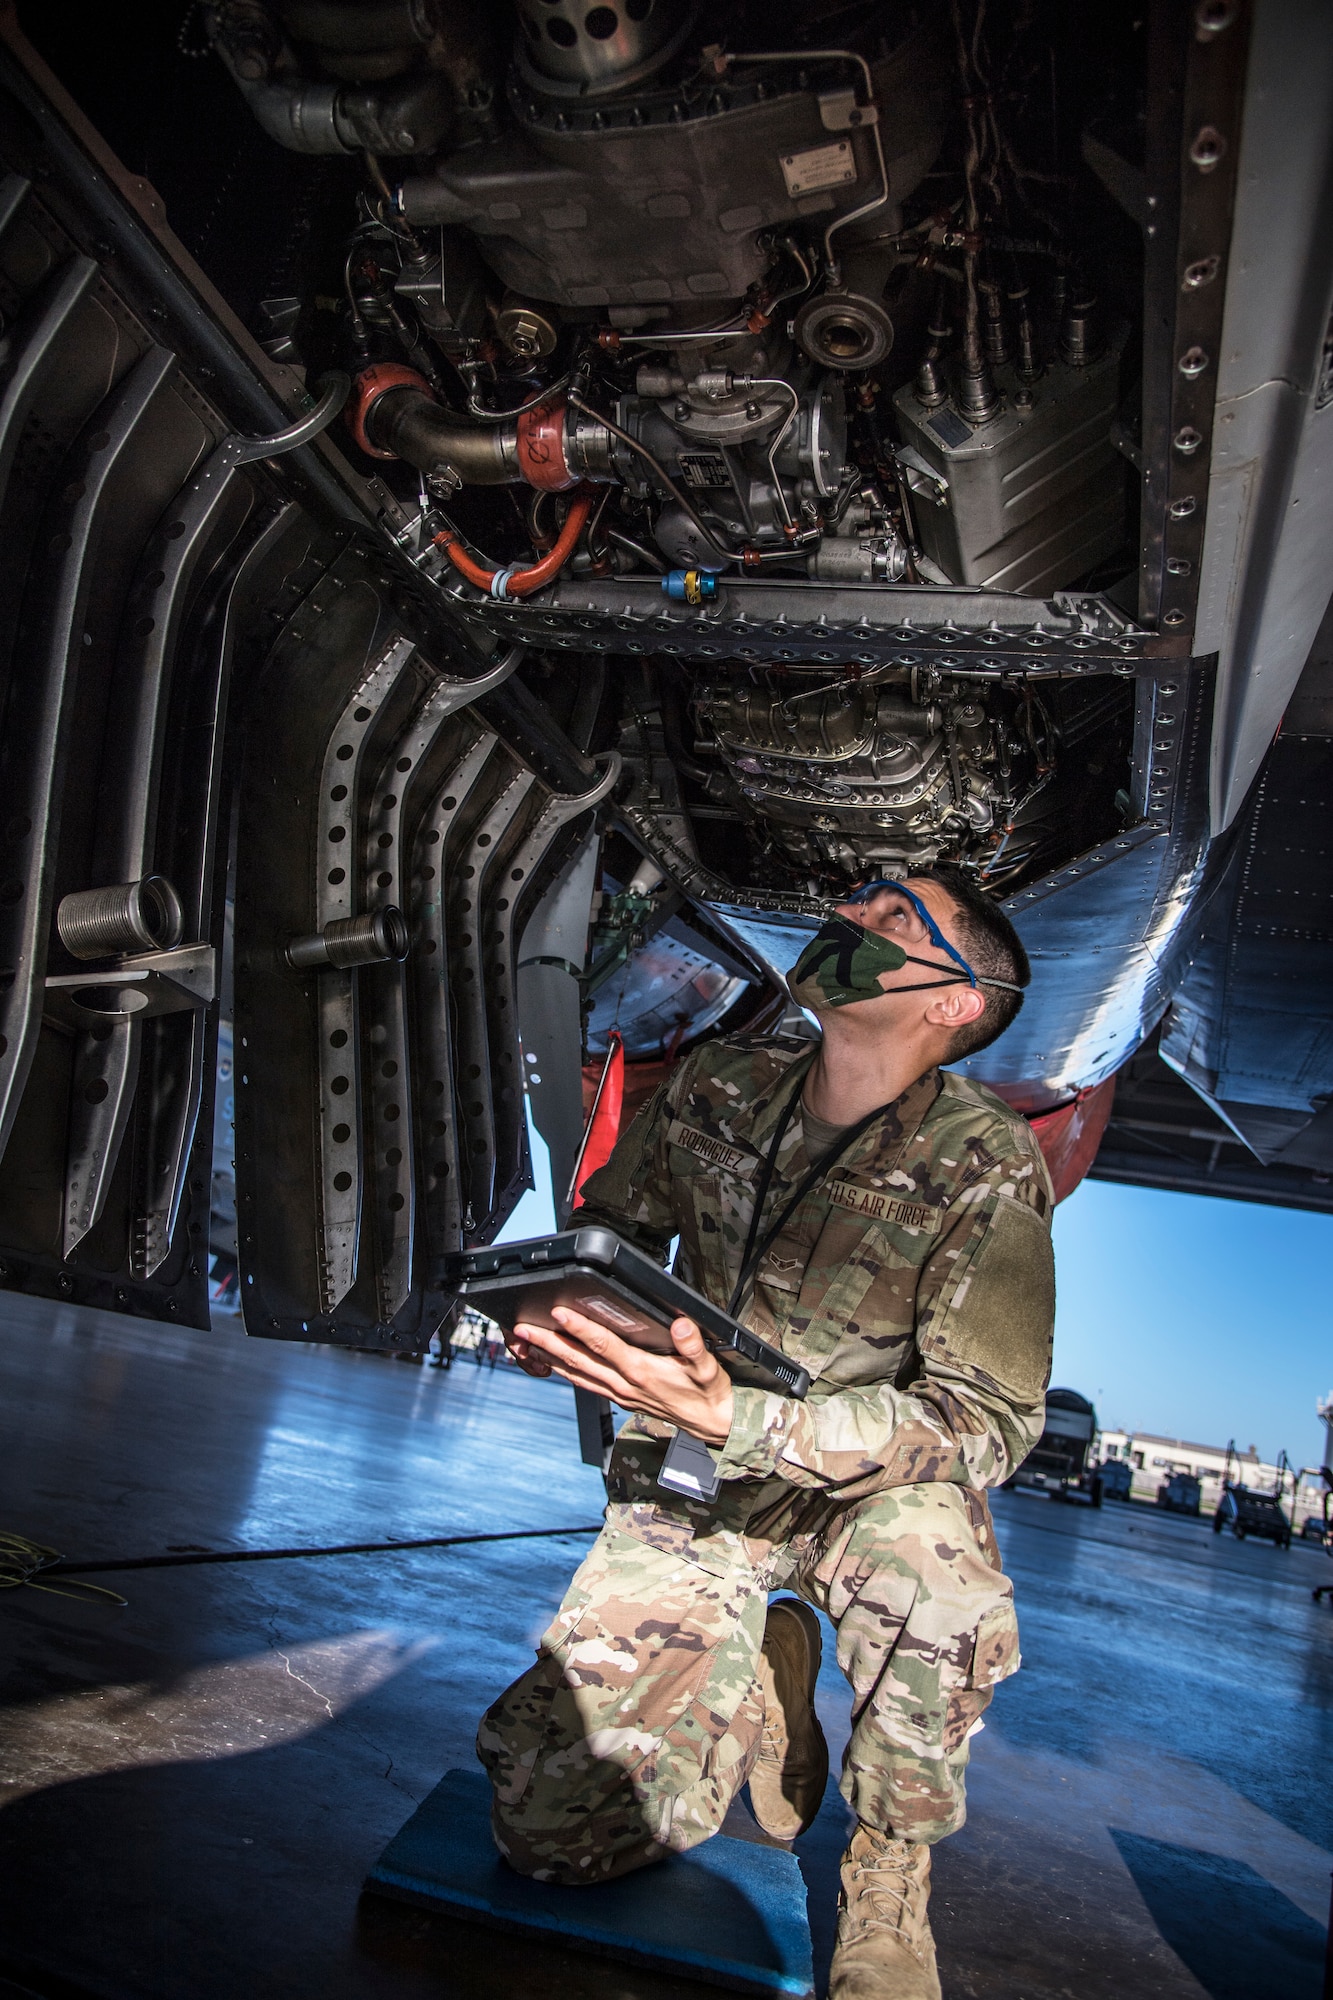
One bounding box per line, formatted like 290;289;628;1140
657;1427;723;1503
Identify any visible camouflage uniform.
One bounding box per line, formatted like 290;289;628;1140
478;1034;1055;1885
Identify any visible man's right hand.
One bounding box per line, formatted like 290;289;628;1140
504;1324;552;1377
508;1307;734;1446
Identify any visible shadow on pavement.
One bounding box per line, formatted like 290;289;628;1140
1110;1829;1328;2000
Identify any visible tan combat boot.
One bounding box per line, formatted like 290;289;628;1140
748;1597;829;1842
829;1821;941;2000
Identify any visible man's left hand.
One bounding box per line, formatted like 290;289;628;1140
507;1308;734;1448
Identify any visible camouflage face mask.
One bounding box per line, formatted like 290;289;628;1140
788;916;913;1010
788;908;1007;1012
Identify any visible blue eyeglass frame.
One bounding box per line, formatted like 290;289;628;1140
843;879;978;986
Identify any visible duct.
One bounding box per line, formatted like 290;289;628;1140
366;386;518;483
213;41;453;154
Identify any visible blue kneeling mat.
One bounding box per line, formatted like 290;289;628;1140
364;1766;815;1997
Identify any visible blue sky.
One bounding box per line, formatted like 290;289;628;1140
1052;1177;1331;1467
501;1103;1332;1470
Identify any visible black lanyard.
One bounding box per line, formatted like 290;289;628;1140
726;1066;904;1320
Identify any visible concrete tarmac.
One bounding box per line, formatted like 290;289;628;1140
0;1298;1328;1999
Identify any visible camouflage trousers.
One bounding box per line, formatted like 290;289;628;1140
476;1480;1019;1886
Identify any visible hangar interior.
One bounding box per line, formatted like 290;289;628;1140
0;0;1330;1994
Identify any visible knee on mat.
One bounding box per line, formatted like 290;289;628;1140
489;1794;670;1888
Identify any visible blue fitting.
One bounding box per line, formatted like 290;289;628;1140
662;568;719;605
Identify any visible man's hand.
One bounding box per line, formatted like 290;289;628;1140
505;1307;735;1448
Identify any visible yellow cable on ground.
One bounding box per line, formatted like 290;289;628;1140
0;1531;127;1608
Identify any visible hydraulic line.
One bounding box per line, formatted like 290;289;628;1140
434;491;594;598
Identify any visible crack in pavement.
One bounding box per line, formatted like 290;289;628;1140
275;1648;335;1718
263;1614;335;1719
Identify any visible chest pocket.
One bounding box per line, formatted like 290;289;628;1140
686;1153;800;1342
781;1196;939;1379
664;1131;762;1307
750;1184;824;1342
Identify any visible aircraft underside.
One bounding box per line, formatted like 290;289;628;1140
0;0;1329;1345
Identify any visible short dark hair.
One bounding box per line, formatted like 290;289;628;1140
907;864;1030;1059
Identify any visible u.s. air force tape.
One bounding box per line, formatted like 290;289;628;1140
666;1119;752;1177
826;1181;943;1232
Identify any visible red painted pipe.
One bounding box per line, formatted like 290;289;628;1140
433;492;594;599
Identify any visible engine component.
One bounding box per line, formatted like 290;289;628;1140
663;569;718;603
205;0;1151;911
605;322;849;564
434;493;595;597
392;235;488;354
353;370;615;489
353;328;849;573
287;908;410;971
694;677;1025;879
514;0;694;98
891;323;1129;592
396;28;948;312
806;499;907;582
792;240;897;372
494;296;559;361
57;877;185;960
205;0;497;155
209;28;454;154
794;288;893;372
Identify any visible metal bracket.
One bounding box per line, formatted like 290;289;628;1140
44;942;216;1029
555;748;622;814
895;445;950;505
228;371;351;464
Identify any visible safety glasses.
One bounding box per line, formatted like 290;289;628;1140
841;879;1027;994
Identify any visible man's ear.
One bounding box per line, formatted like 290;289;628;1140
924;984;986;1035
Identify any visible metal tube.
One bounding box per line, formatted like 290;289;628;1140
607;528;668;574
367;387;517;482
286;907;409;971
57;877;185;960
744;374;801;532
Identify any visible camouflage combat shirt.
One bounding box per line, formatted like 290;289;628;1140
578;1033;1056;1577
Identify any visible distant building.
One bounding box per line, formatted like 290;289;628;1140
1094;1428;1321;1526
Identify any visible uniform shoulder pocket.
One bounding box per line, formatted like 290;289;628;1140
925;1193;1054;1404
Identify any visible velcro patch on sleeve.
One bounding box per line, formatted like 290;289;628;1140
665;1119;753;1177
827;1179;943;1232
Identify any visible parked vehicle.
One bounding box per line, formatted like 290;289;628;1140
1212;1485;1291;1549
1010;1390;1103;1505
1212;1441;1292;1548
1096;1458;1134;1503
1157;1472;1201;1516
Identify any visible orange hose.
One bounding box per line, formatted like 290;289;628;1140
434;493;594;599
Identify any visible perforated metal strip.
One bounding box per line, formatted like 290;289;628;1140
411;732;499;1257
313;636;417;1312
361;652;520;1321
131;496;288;1278
450;763;538;1230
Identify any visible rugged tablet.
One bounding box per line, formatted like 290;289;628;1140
443;1227;811;1400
